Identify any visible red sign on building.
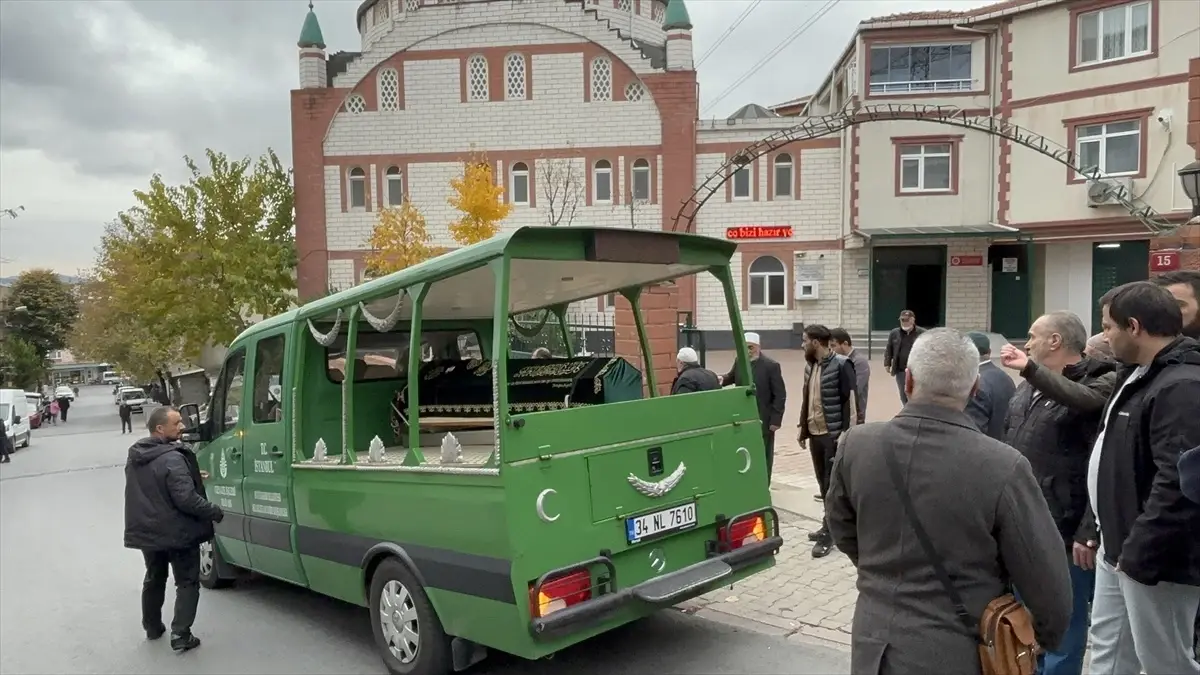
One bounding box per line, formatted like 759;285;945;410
725;225;793;240
949;255;984;266
1150;250;1181;272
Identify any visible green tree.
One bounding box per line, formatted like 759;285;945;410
4;268;80;360
0;337;46;390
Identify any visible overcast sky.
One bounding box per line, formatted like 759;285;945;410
0;0;989;276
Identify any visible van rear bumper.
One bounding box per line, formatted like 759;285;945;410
529;534;783;640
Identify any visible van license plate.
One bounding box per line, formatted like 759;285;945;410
626;503;697;544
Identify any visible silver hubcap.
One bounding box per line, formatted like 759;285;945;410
199;542;214;578
379;580;420;663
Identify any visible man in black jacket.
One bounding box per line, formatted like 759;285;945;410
0;418;10;463
719;332;786;483
964;331;1016;440
999;310;1115;675
797;324;860;559
1154;270;1200;338
124;406;224;653
670;347;719;395
883;310;925;405
1087;281;1200;675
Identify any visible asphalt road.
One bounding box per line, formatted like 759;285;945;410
1;386;851;675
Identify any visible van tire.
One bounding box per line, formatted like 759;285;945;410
369;558;451;675
199;540;234;590
22;432;30;448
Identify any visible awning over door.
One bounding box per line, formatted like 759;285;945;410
851;224;1021;241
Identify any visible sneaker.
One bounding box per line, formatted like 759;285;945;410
170;633;201;653
145;623;166;640
811;540;835;559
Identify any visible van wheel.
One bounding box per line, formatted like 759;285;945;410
369;558;451;675
22;432;30;448
199;540;234;589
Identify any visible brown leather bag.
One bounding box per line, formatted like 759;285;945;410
977;595;1039;675
884;447;1041;675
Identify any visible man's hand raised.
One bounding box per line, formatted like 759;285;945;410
1000;344;1029;371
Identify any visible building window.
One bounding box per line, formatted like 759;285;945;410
652;1;664;23
1076;120;1140;177
1078;1;1151;67
467;54;489;102
594;160;613;203
505;53;526;100
617;0;631;11
868;43;972;95
631;159;650;201
731;165;751;200
604;293;616;309
378;68;400;111
748;256;786;308
345;94;367;114
349;167;366;208
590;56;612;101
373;0;390;24
511;162;530;205
404;0;419;11
624;82;645;102
774;154;793;198
385;166;404;206
899;144;952;192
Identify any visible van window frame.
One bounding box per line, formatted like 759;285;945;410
251;334;287;425
211;347;247;436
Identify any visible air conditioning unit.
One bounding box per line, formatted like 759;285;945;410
1085;177;1133;208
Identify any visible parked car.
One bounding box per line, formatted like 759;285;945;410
53;385;75;402
24;393;43;429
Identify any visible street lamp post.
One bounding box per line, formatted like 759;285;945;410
1180;161;1200;219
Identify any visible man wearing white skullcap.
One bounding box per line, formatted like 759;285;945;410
670;347;719;394
719;331;787;482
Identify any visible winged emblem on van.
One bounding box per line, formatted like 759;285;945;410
627;462;687;498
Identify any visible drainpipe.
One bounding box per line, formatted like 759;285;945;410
954;24;1000;225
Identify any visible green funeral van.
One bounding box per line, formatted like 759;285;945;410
181;226;782;675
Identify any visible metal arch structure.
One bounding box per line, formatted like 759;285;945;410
672;103;1177;234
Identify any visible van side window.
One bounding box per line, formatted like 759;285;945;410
213;350;246;434
252;335;286;424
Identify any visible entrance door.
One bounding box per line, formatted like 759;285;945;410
1091;240;1150;333
241;329;304;584
871;246;946;330
990;244;1032;339
207;348;250;568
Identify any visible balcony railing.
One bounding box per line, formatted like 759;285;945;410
869;79;974;95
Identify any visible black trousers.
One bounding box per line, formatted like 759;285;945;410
141;546;201;636
60;407;68;422
121;417;133;433
808;433;839;538
763;430;776;483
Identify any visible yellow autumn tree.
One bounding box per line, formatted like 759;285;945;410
364;201;438;277
447;153;512;246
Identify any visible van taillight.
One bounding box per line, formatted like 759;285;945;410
720;514;767;550
529;570;592;618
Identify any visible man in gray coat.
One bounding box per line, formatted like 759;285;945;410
825;328;1071;674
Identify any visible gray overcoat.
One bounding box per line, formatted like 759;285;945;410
825;403;1072;675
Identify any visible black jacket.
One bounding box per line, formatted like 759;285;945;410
884;326;925;373
721;354;787;430
966;361;1017;440
119;403;133;421
1094;337;1200;586
124;437;223;551
1003;357;1115;547
671;364;720;395
798;352;859;442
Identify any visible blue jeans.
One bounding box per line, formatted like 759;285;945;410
1040;563;1095;675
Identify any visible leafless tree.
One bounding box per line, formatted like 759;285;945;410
538;158;583;227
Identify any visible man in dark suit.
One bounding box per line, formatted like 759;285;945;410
720;332;786;482
964;331;1016;440
826;328;1071;674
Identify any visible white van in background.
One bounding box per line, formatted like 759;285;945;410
0;389;33;449
101;371;120;385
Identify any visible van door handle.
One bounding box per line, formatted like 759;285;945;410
269;446;284;457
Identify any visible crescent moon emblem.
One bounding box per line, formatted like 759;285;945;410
736;447;751;474
536;489;560;523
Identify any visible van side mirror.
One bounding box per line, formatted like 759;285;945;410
177;403;208;443
13;416;21;425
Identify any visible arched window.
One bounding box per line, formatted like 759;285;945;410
631;158;651;202
404;0;419;11
774;153;793;199
652;1;665;23
345;94;367;114
617;0;632;11
505;53;526;100
385;166;404;206
593;160;613;203
748;256;786;308
590;56;612;101
378;68;400;111
511;162;530;205
348;167;366;208
467;54;489;102
372;0;390;24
